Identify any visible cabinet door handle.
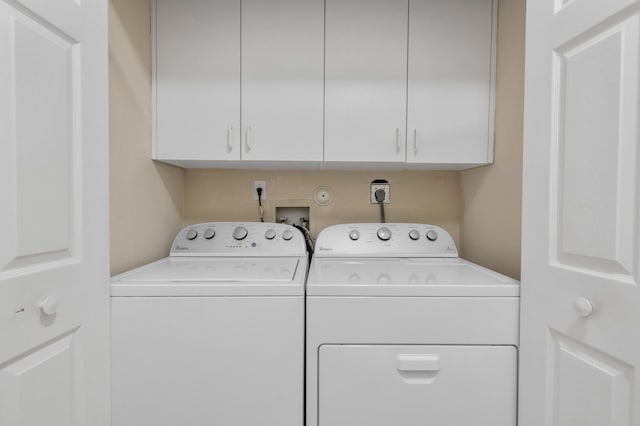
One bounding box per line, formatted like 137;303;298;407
413;128;419;155
227;126;234;153
395;128;401;154
245;126;253;153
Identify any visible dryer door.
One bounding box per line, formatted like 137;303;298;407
319;345;517;426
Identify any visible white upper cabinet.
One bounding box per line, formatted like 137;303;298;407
153;0;496;169
154;0;241;164
154;0;323;168
241;0;324;166
407;0;495;167
324;0;409;167
324;0;495;169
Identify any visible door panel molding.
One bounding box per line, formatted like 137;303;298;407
547;330;633;425
549;13;639;282
0;2;83;277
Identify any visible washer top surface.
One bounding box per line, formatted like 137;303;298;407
111;222;307;297
308;224;519;297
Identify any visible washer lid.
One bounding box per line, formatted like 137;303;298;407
306;257;519;297
111;257;306;296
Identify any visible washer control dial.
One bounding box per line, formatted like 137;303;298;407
203;228;215;240
408;229;420;241
186;229;198;240
348;230;360;241
264;229;276;240
426;230;438;241
282;230;294;241
377;227;392;241
232;226;248;241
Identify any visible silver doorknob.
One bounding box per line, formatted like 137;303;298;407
574;297;594;318
39;297;59;316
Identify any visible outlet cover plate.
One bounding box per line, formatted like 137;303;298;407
254;180;266;200
370;183;390;204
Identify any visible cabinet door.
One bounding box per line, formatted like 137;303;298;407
407;0;495;166
325;0;408;166
241;0;324;165
154;0;240;162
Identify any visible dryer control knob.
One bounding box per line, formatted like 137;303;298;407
349;230;360;241
232;226;248;240
426;230;438;241
186;229;198;240
377;227;392;241
204;228;215;240
264;229;276;240
408;229;420;240
282;230;294;241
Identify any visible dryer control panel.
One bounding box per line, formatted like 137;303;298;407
314;223;458;258
170;222;306;256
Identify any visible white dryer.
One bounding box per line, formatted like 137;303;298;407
306;223;520;426
111;222;307;426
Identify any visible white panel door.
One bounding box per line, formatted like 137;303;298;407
520;0;640;425
324;0;408;165
407;0;495;166
154;0;240;162
241;0;324;165
0;0;109;425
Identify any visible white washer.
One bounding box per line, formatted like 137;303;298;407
111;222;307;426
306;223;520;426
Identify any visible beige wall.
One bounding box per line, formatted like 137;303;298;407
460;0;526;279
184;170;462;245
109;0;184;275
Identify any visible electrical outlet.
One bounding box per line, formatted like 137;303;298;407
253;180;266;200
370;183;390;204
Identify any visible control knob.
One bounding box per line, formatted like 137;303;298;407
186;229;198;240
377;227;392;241
204;228;215;240
232;226;248;241
426;230;438;241
408;229;420;240
349;230;360;241
264;229;276;240
282;229;294;241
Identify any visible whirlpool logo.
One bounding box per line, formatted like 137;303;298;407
174;245;189;251
318;246;333;251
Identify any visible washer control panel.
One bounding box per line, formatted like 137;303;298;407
314;223;458;258
170;222;306;256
